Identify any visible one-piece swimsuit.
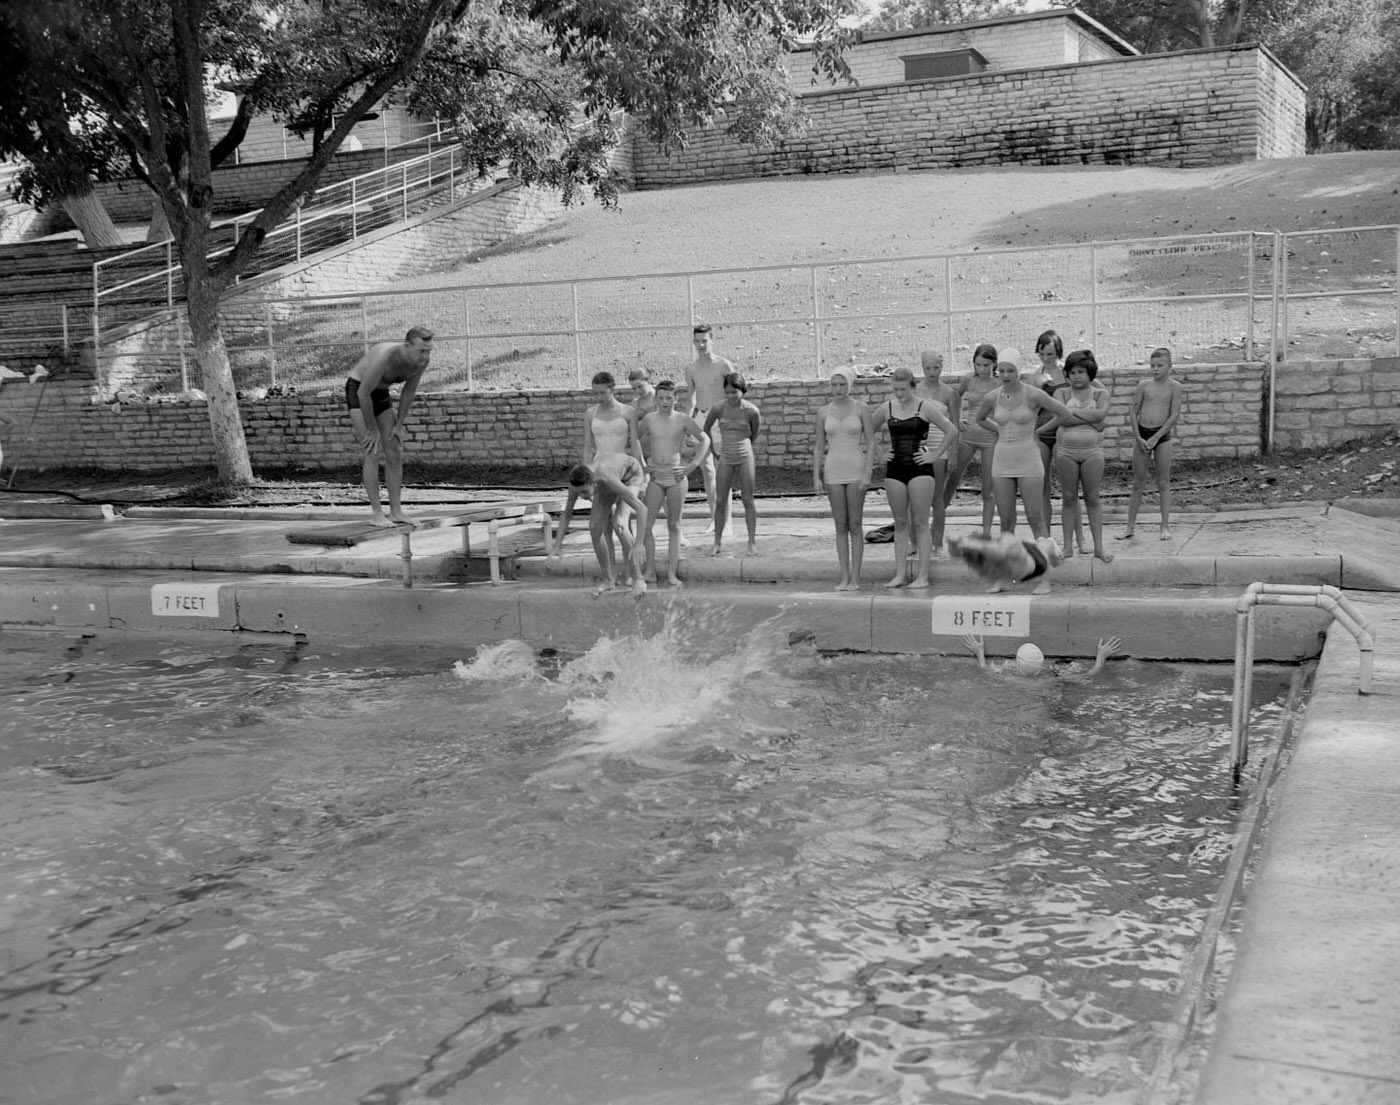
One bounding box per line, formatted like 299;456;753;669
885;405;935;484
990;388;1043;478
822;405;866;485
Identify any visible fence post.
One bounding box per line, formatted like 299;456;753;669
1395;227;1400;357
810;265;823;379
177;309;190;393
166;240;175;308
60;304;69;352
1267;231;1282;453
360;298;370;353
266;302;277;388
462;290;473;390
92;261;102;378
1246;232;1256;361
1090;242;1100;351
402;162;409;220
572;282;583;387
351;179;358;239
295;206;303;262
943;255;954;368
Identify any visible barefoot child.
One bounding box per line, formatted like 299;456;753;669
702;372;762;557
1123;347;1184;541
551;454;650;597
639;380;710;585
1040;349;1114;563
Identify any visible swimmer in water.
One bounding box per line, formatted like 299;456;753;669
963;635;1122;678
947;530;1063;595
551;453;650;597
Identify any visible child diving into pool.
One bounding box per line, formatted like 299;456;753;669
550;453;651;597
947;530;1064;595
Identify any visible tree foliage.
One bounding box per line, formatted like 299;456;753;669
0;0;856;485
863;0;1028;34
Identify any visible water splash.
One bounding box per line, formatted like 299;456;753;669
556;601;793;756
452;638;543;684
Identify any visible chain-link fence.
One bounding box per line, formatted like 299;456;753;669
209;231;1296;393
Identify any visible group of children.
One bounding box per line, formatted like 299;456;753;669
548;323;1183;596
550;324;762;596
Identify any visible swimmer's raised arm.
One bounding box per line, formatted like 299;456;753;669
961;634;989;669
1088;636;1122;675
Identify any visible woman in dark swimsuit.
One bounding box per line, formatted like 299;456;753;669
873;366;959;589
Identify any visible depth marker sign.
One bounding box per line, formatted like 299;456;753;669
930;595;1032;638
151;582;224;618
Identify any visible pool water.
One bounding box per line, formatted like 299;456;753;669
0;609;1290;1105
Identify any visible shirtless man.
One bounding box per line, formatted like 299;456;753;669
1123;347;1184;541
639;380;710;585
345;327;433;527
551;453;650;597
684;323;735;532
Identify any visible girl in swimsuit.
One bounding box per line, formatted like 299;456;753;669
1042;350;1114;564
813;368;875;591
702;372;762;557
974;352;1073;591
915;351;960;555
874;365;958;590
944;343;1000;534
1031;330;1072;544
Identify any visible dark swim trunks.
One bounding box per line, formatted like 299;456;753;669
345;376;392;417
1137;424;1171;445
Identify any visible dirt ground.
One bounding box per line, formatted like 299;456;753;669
10;423;1398;510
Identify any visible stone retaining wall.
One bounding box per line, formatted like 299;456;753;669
634;45;1304;187
0;360;1316;474
1272;357;1400;450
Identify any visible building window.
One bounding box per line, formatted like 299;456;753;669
901;48;989;81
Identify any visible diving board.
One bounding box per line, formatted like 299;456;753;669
286;501;564;586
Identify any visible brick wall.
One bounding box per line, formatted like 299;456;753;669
637;45;1305;186
789;11;1132;91
1272;358;1400;450
3;359;1287;474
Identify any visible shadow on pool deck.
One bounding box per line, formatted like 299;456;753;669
1;495;1399;1104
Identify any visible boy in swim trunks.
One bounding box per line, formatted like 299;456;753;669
1123;347;1184;542
551;452;651;597
345;326;433;527
639;380;710;586
685;323;735;533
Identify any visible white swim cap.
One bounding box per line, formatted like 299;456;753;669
998;347;1024;372
1015;642;1045;675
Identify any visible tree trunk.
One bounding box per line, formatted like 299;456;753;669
60;185;125;249
185;281;254;486
146;191;172;243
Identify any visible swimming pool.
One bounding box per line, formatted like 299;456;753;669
0;609;1291;1104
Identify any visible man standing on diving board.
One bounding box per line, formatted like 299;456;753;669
345;326;433;527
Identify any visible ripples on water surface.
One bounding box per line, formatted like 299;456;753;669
0;608;1290;1105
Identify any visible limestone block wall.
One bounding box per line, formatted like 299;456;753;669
4;360;1272;474
1272;358;1400;450
787;11;1133;91
636;45;1305;186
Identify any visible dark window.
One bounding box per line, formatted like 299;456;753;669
901;48;988;81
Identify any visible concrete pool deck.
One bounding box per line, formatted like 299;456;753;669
1;493;1398;1103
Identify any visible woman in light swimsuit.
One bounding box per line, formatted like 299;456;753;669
1043;350;1114;564
813;368;875;591
580;371;645;580
944;343;1000;534
974;352;1073;591
873;365;958;590
915;351;960;555
702;372;762;557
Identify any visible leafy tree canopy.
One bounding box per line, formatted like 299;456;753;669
0;0;857;485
